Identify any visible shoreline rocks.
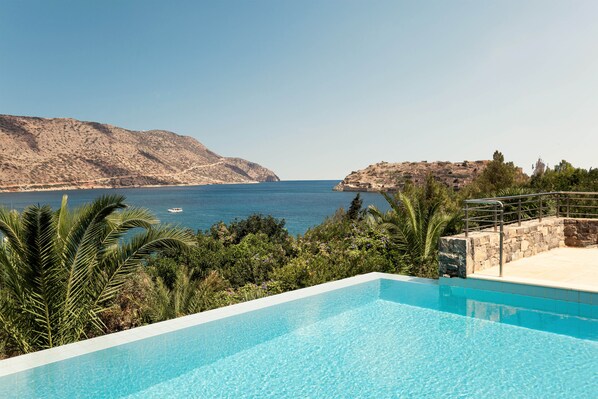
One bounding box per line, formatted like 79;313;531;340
334;160;490;192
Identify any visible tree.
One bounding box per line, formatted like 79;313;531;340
466;150;527;196
529;160;598;192
211;214;289;246
148;268;228;322
367;187;455;277
0;195;194;354
219;233;288;287
347;194;363;221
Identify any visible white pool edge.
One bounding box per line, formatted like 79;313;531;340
0;272;436;377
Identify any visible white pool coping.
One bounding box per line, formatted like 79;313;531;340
0;272;436;378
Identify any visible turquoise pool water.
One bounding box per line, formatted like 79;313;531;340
1;279;596;398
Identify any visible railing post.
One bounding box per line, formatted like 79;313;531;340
493;203;497;232
499;205;504;277
566;196;570;217
464;203;469;237
539;195;543;222
555;193;560;218
517;198;522;226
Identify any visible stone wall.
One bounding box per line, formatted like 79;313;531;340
564;218;598;247
439;217;569;278
438;238;472;278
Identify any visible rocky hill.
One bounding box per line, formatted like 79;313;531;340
334;160;490;192
0;115;279;192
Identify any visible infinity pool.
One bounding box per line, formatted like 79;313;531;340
1;275;596;398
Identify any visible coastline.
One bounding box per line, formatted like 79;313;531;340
0;180;263;194
0;181;382;236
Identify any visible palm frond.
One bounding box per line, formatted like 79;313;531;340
95;226;194;306
60;195;127;335
0;207;25;261
20;205;62;347
0;195;192;353
368;189;456;277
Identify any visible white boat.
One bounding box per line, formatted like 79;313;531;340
168;208;183;213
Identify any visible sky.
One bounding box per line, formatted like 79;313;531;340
1;0;597;180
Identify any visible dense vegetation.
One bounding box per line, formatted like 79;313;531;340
0;195;194;356
0;152;595;357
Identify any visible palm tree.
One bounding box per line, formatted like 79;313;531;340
149;268;228;322
0;194;194;354
368;190;454;277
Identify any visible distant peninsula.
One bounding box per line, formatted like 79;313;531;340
0;115;279;192
334;160;490;192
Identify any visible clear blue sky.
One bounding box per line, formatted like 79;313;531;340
1;1;597;180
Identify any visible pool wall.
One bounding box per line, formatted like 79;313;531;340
440;276;597;320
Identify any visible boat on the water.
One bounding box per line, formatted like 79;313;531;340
168;208;183;213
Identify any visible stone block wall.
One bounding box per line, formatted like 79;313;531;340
439;217;570;278
501;217;565;264
564;219;598;247
438;238;472;278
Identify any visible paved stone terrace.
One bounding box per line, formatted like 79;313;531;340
469;247;598;292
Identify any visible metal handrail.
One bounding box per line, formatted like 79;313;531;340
463;191;598;278
464;192;598;228
470;191;598;201
464;199;504;277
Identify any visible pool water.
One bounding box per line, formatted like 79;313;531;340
1;278;596;398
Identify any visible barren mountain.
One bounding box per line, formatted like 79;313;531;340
334;160;490;192
0;115;279;192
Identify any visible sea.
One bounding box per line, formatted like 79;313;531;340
0;181;389;236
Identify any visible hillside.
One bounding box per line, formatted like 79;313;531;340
0;115;279;192
334;160;490;192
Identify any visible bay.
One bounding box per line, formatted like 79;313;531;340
0;181;389;236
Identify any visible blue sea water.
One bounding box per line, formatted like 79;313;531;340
0;181;389;235
1;279;596;398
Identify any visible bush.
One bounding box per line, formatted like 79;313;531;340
99;268;154;333
218;233;289;287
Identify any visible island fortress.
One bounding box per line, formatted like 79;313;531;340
0;115;279;192
334;160;490;192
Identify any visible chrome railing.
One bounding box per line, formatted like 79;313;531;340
463;191;598;277
464;198;505;276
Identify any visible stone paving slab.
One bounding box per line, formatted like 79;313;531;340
469;247;598;292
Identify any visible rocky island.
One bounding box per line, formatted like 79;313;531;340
334;160;490;192
0;115;279;192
